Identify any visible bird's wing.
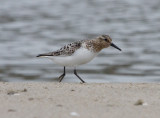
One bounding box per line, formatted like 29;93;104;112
37;40;84;57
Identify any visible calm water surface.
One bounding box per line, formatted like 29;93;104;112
0;0;160;82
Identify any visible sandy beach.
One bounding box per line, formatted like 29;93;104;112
0;82;160;118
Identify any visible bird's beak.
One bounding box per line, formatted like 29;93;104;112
110;43;122;51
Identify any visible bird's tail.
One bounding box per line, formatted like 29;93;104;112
36;54;46;57
36;52;53;57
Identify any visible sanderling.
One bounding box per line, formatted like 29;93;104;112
37;35;121;83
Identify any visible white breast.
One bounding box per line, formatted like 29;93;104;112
46;47;98;66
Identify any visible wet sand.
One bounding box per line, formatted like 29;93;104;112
0;82;160;118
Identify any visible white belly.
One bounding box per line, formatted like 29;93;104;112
46;48;98;66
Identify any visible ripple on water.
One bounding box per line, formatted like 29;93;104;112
0;0;160;82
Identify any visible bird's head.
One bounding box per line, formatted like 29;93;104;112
98;35;122;51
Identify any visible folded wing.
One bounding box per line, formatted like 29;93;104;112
37;40;83;57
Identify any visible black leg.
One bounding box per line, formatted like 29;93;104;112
59;66;66;82
74;68;86;83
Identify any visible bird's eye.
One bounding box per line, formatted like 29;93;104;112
104;39;108;42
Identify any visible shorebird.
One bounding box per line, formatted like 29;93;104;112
37;35;121;83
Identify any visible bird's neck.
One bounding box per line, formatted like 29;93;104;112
83;39;106;52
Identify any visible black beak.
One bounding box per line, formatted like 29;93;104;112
110;43;122;51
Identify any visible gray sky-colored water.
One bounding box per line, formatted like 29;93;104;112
0;0;160;82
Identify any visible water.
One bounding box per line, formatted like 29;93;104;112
0;0;160;82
